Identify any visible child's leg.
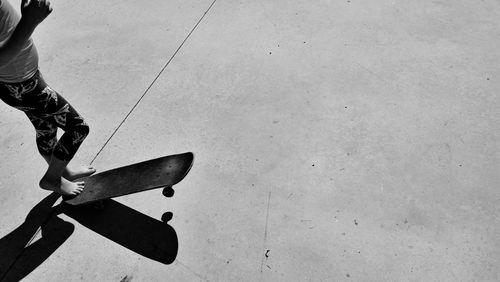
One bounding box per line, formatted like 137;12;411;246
27;114;95;181
0;71;95;195
28;85;95;195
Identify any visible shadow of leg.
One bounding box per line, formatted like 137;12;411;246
0;193;73;281
1;216;74;281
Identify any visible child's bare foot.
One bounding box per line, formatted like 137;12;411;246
39;177;84;196
63;165;96;181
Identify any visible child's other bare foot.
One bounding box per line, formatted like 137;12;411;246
63;165;96;181
39;177;84;196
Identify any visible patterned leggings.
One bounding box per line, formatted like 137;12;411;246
0;71;89;161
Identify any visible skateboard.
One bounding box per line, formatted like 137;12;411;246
64;152;194;206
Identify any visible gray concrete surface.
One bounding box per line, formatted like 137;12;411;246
0;0;498;281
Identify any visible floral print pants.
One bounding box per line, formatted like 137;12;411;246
0;71;89;161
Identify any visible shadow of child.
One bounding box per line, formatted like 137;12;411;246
0;192;74;281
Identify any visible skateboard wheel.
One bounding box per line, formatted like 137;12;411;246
162;186;174;197
161;212;173;223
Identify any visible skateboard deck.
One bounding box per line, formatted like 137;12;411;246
64;152;194;206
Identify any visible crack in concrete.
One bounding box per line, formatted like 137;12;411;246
260;191;272;273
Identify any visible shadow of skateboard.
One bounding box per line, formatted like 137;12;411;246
64;152;194;206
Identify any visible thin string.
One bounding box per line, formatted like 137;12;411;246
90;0;218;165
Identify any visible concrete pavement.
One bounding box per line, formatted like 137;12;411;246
0;0;498;281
